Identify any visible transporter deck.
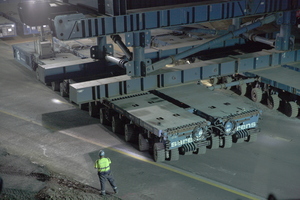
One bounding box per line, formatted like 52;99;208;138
102;91;212;162
155;83;261;144
12;37;125;85
109;92;208;137
99;81;261;161
246;65;300;95
157;83;260;120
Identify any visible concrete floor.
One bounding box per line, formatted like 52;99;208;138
1;38;300;200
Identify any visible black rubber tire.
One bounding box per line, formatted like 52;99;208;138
153;143;165;162
79;103;88;111
220;136;233;148
267;95;280;110
124;124;135;142
51;82;60;91
88;102;98;117
232;134;244;143
36;70;40;81
169;149;179;161
112;115;122;134
285;101;299;118
237;84;247;96
251;88;263;102
193;146;206;155
59;82;68;97
208;136;219;149
99;108;109;125
223;76;232;90
210;77;218;85
138;134;149;151
245;133;258;142
183;151;193;155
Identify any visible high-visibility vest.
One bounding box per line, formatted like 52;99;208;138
95;157;111;172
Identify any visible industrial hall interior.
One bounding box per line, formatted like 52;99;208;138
0;0;300;200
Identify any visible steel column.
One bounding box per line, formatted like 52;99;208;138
97;36;107;59
275;11;296;51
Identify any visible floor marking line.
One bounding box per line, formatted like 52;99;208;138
0;109;264;200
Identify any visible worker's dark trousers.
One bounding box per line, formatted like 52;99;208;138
98;170;117;192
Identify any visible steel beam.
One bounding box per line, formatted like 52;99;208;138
36;59;110;84
69;49;300;104
52;0;300;40
145;37;246;62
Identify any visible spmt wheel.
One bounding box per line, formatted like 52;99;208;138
153;143;165;162
251;88;263;102
59;82;68;97
112;115;122;134
208;136;219;149
285;101;299;118
88;102;98;117
220;136;233;148
183;151;193;155
267;95;280;110
223;76;232;90
210;77;218;85
99;108;109;125
232;134;244;143
51;82;60;91
36;70;40;81
237;84;247;96
138;134;149;151
245;133;257;142
124;124;135;142
193;146;206;155
169;149;179;161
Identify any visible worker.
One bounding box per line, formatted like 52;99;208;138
94;150;118;196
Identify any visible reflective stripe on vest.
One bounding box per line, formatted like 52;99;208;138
95;158;111;172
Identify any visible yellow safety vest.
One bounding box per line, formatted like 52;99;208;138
95;157;111;172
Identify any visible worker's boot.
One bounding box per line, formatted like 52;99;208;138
101;190;106;196
113;187;118;194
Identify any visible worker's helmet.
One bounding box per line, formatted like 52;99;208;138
99;150;105;157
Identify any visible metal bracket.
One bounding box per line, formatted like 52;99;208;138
125;31;151;47
105;44;114;55
90;46;99;59
90;44;114;59
125;61;134;76
275;35;295;51
53;13;86;39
